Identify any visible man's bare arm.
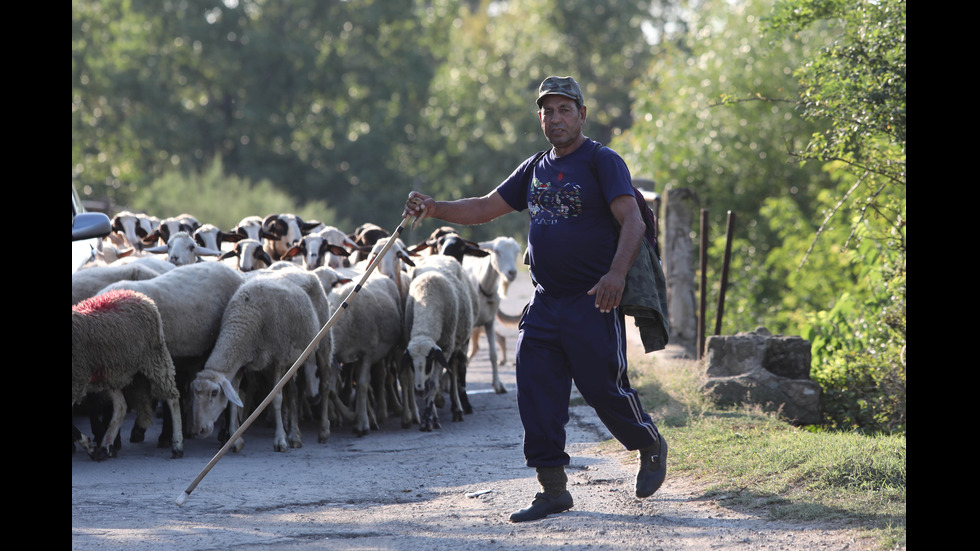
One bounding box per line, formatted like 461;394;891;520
404;190;514;226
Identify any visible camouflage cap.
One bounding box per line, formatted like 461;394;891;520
536;76;584;108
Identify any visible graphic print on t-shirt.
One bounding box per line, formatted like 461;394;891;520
527;177;583;225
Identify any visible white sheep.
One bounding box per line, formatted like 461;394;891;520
462;236;522;394
98;261;246;444
249;262;336;443
72;289;184;460
107;255;178;275
188;276;320;452
100;261;245;360
402;256;473;431
145;231;222;267
314;265;404;436
72;262;164;306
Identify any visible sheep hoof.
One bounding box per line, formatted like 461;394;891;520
289;439;303;449
318;432;330;444
171;447;184;459
93;446;113;462
453;411;464;422
130;426;146;443
231;439;245;453
494;385;508;394
274;441;288;452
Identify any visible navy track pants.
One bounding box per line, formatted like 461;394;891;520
515;289;660;467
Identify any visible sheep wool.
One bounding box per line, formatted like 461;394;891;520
72;289;184;460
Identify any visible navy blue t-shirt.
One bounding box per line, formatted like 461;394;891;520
496;139;634;297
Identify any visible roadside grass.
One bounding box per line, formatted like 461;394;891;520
627;350;906;550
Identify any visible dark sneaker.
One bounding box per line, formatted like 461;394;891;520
635;434;668;498
509;491;574;522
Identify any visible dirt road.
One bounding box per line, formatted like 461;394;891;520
72;270;866;550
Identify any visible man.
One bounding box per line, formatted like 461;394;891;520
403;76;667;522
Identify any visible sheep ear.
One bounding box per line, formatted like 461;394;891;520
428;347;448;368
219;377;243;407
145;244;168;254
325;244;350;257
194;246;221;257
281;246;302;260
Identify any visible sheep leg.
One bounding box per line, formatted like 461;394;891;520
371;361;389;427
495;330;508;366
122;378;152;443
86;393;122;454
353;360;372;436
384;348;404;417
318;365;333;443
72;422;96;458
284;379;303;449
96;389;127;461
448;355;465;422
228;402;245;453
485;319;506;394
272;391;288;452
400;367;419;429
468;327;481;360
164;396;184;458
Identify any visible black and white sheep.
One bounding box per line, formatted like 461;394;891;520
193;223;244;253
402;256;474;431
219;238;275;272
110;210;156;252
142;214;200;247
72;289;184;460
261;213;322;261
347;222;390;264
281;226;353;270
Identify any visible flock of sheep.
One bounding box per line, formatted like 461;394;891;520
72;211;523;461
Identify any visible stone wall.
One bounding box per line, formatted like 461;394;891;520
701;327;822;425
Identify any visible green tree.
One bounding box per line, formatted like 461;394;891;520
412;0;663;241
73;0;455;228
766;0;906;433
616;0;841;333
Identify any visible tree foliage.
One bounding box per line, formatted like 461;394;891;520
73;0;456;226
615;0;840;333
766;0;906;433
